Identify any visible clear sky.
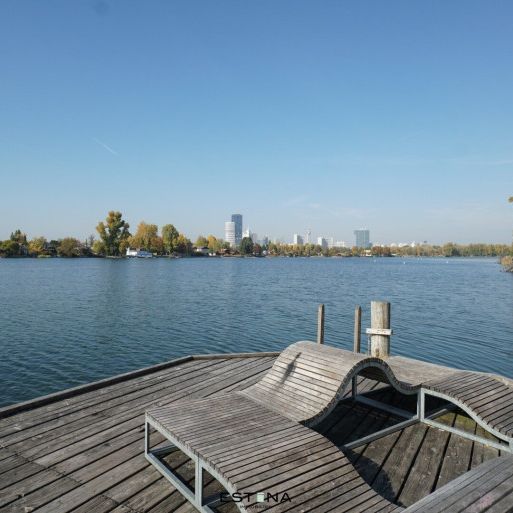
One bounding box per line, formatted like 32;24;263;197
1;1;513;245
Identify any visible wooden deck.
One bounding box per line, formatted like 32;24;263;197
0;353;507;513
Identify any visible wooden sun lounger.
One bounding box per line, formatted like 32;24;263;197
144;341;513;512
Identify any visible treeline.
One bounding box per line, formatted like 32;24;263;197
0;211;234;258
265;242;513;258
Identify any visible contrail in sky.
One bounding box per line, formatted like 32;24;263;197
93;137;118;155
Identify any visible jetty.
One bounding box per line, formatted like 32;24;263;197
1;302;512;512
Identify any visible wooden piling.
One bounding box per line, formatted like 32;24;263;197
317;304;325;345
353;305;361;353
369;301;391;357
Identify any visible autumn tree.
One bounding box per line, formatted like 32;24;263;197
96;211;131;256
28;237;48;256
130;222;159;251
162;224;179;254
58;238;83;257
207;235;221;254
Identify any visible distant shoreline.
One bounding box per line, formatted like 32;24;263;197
0;254;505;260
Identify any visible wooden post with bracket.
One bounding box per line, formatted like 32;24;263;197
317;304;325;345
367;301;392;357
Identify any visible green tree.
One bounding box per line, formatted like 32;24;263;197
195;235;209;247
96;211;131;256
0;240;20;257
28;237;48;256
58;238;83;257
240;236;254;255
10;229;27;245
162;224;179;254
509;196;513;203
92;240;106;255
175;233;192;255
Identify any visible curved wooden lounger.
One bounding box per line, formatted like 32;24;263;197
422;371;513;449
146;393;403;513
144;341;410;513
241;340;419;427
145;341;513;513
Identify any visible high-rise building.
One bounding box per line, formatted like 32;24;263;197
317;237;328;249
224;221;236;247
335;240;346;248
354;229;371;249
231;214;243;246
305;229;311;244
293;234;304;245
327;237;334;249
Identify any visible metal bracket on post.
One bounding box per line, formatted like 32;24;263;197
195;457;203;507
317;304;325;345
417;389;425;422
144;421;150;455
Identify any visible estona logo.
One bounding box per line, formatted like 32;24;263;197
220;491;292;504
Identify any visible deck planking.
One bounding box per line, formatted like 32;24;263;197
0;353;507;513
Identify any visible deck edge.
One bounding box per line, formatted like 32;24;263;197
0;351;280;420
0;355;192;419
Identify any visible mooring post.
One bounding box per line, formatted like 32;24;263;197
353;305;362;353
317;304;325;344
368;301;392;357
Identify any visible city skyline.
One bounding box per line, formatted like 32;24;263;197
1;209;511;247
1;2;513;243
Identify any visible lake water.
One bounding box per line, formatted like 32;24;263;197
0;257;512;407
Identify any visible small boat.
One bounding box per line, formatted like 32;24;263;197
126;248;153;258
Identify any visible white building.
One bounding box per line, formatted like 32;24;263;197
327;237;334;249
335;240;346;248
305;230;311;244
224;221;236;247
243;228;258;243
293;234;304;245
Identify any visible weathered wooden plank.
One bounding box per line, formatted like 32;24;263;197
402;456;512;512
372;423;429;503
397;419;453;507
435;414;473;489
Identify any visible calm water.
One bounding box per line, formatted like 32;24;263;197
0;257;512;407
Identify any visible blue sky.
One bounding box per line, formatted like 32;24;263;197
1;1;512;244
